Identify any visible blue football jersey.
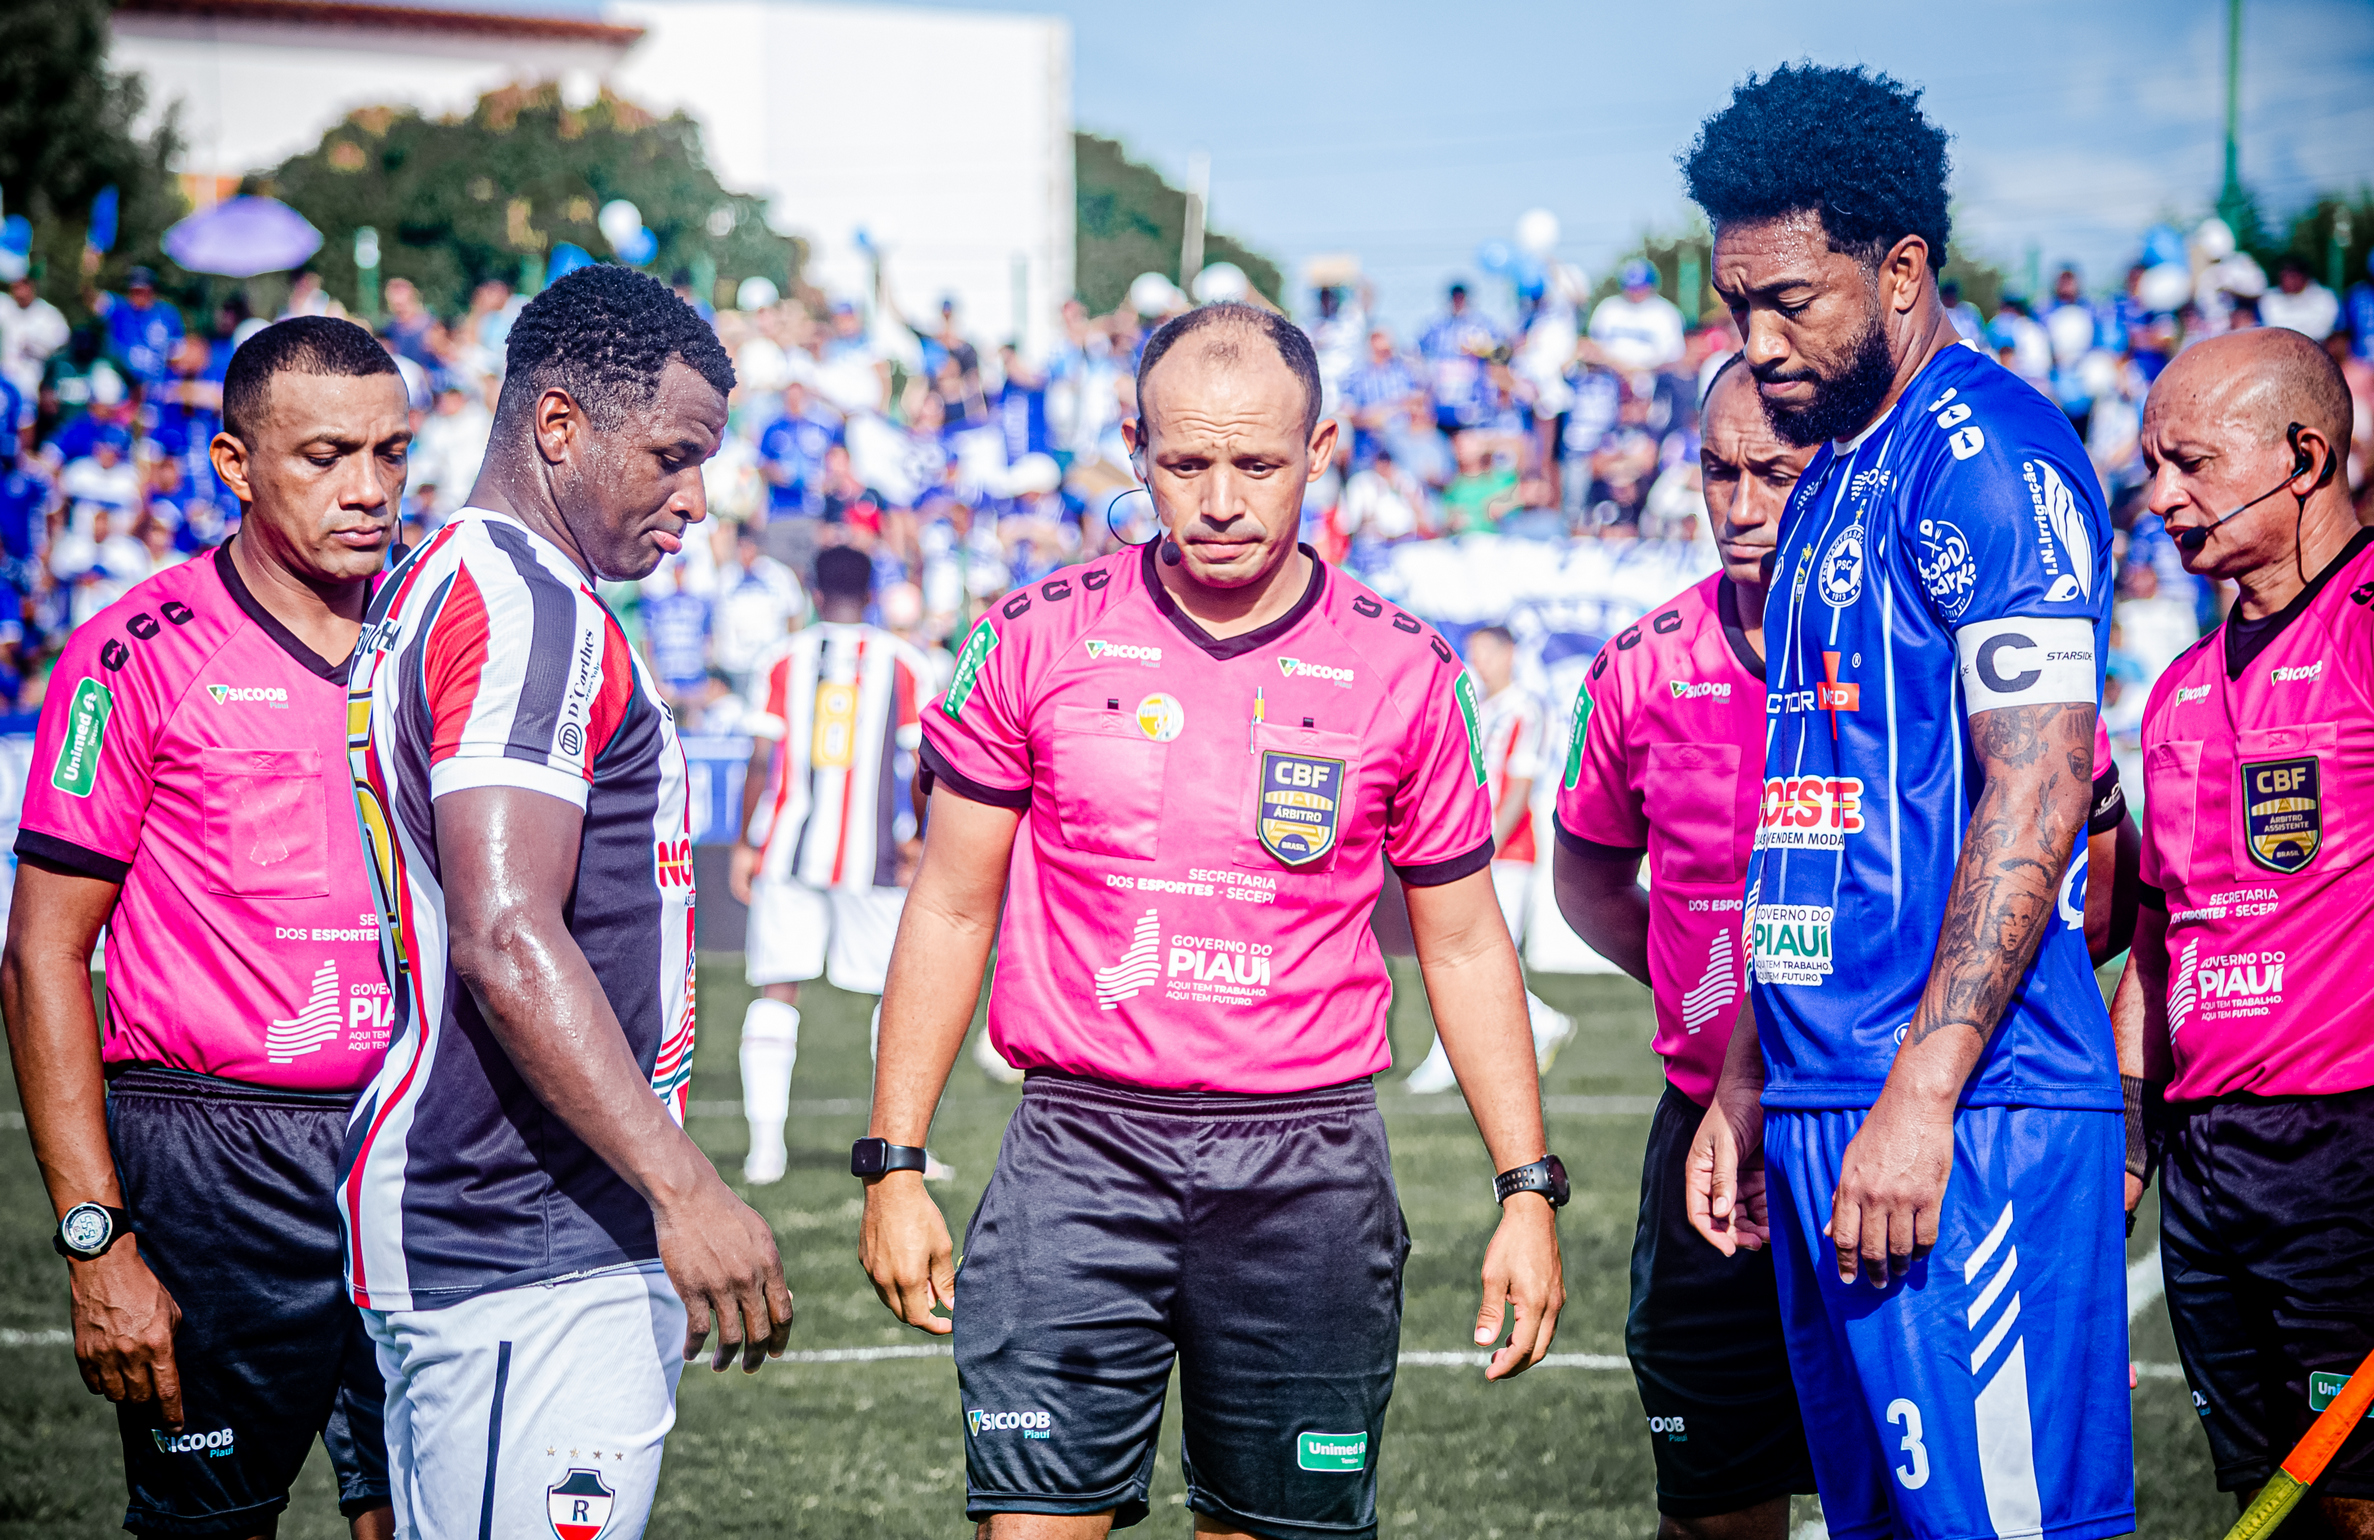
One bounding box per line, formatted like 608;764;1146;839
1748;342;2119;1111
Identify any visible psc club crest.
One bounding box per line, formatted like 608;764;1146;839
1255;751;1345;865
547;1468;617;1540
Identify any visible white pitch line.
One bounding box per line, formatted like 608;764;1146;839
0;1329;70;1347
2127;1245;2164;1324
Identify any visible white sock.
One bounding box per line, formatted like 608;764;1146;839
1525;992;1567;1042
739;999;800;1163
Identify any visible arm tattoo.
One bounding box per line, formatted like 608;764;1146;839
1907;702;2095;1050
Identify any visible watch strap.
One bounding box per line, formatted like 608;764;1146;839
850;1137;931;1178
1493;1156;1569;1208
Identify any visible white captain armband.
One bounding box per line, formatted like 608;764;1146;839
1954;617;2097;714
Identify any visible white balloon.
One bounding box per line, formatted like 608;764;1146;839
598;199;644;250
1516;208;1560;257
2138;262;2192;313
735;275;780;312
2191;217;2235;261
1190;261;1250;304
1128;271;1184;316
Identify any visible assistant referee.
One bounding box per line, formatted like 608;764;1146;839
860;302;1564;1540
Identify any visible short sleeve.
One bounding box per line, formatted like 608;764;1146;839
1906;409;2109;716
420;557;619;810
1552;648;1647;857
1382;663;1495;885
918;615;1032;809
15;623;163;881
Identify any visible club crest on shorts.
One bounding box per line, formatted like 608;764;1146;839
1256;750;1344;865
2241;755;2320;873
547;1468;616;1540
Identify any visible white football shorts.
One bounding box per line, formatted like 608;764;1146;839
745;876;906;994
364;1261;686;1540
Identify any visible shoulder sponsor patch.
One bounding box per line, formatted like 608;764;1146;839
1453;672;1487;787
50;677;113;797
940;619;998;721
1914;517;1977;620
2242;756;2320;874
1256;751;1344;865
1562;685;1593;789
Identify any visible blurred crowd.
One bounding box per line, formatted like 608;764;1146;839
2;213;2370;749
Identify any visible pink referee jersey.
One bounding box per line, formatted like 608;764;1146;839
17;544;390;1091
1553;573;1763;1105
2138;527;2374;1103
744;621;933;891
921;543;1493;1094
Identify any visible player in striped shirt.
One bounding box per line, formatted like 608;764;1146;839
730;545;938;1183
343;267;791;1540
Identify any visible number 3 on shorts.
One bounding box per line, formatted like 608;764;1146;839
1885;1398;1931;1490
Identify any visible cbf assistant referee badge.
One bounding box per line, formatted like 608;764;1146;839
1257;751;1345;864
2242;755;2321;873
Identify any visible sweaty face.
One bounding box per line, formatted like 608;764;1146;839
1713;214;1900;448
1699;366;1815;590
216;371;410;583
560;358;726;582
1125;336;1331;593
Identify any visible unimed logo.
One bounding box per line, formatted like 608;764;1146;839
1297;1431;1368;1471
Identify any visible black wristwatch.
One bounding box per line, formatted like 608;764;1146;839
1493;1155;1569;1209
53;1202;133;1262
850;1137;931;1179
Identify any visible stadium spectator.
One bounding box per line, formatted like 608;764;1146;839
376;277;437;367
2117;327;2372;1538
1939;277;1984;343
1419;280;1504;435
2257;255;2341;341
729;545;936;1184
862;301;1565;1538
4;315;404;1540
708;522;805;692
1;272;70;402
1589;258;1687;372
1682;63;2134;1540
343;264;790;1540
100;268;183;390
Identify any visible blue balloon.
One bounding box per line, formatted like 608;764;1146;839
618;227;657;266
548;242;595;283
1475;239;1514;277
2141;224;2186;269
88;185;120;253
1511;254;1547;299
0;215;30;257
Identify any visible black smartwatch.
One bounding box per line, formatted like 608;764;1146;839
1493;1155;1570;1209
850;1137;931;1179
54;1202;133;1262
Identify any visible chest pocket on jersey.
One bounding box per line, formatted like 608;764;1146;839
202;747;329;898
1643;743;1744;884
2235;723;2350;876
2143;739;2205;889
1046;705;1167;861
1236;722;1365;875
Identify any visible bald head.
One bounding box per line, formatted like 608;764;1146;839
2152;328;2353;467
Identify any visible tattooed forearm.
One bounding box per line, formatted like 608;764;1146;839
1904;702;2095;1052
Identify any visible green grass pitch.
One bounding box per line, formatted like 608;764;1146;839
0;960;2223;1537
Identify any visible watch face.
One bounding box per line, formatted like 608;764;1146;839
61;1206;111;1253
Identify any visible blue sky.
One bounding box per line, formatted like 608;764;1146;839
915;0;2374;333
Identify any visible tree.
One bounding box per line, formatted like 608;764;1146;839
1073;132;1281;314
0;0;186;314
264;82;799;317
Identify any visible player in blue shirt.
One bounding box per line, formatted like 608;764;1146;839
1679;66;2131;1540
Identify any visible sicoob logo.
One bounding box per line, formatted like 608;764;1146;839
153;1426;236;1458
969;1410;1052;1439
1084;639;1161;666
206;683;290;705
1278;656;1355;687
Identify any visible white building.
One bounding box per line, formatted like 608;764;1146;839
110;0;1076;357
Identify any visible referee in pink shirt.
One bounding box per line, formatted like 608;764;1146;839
2116;326;2373;1532
859;303;1564;1540
4;318;404;1539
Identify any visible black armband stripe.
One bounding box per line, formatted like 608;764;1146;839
917;740;1031;811
1393;835;1496;888
1551;815;1646;864
14;830;132;884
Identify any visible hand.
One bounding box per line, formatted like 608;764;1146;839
68;1240;185;1427
1474;1193;1563;1381
651;1172;794;1372
727;843;759;907
1825;1090;1954;1286
2124;1173;2145;1215
859;1171;955;1335
1686;1093;1770;1256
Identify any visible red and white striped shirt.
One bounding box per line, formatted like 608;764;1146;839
743;621;934;892
343;511;695;1311
1474;679;1545;863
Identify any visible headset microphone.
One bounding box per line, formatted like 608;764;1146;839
2173;423;2322;554
1159;537;1182;566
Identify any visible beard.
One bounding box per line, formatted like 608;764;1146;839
1755;311;1898;447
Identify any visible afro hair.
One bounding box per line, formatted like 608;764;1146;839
496;263;736;431
222;315;400;443
1681;63;1953;271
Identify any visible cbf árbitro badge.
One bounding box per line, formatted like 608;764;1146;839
1257;751;1344;864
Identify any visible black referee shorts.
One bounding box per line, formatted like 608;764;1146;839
954;1071;1408;1540
1627;1084;1815;1518
2159;1084;2374;1499
105;1066;388;1537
